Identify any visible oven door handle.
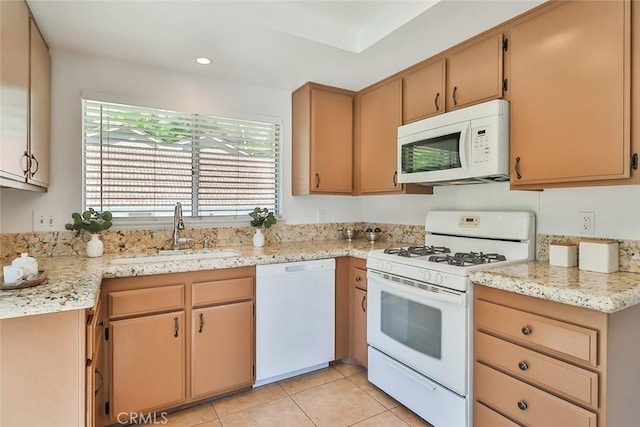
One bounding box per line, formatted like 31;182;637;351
380;349;437;391
368;271;466;306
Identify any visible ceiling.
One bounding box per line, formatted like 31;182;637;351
26;0;545;92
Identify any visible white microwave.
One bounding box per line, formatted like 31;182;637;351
397;99;509;185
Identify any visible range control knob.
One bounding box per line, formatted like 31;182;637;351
422;270;432;282
434;273;443;284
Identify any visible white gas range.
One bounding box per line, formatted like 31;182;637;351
366;210;535;427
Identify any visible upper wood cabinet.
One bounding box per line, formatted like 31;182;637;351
509;0;631;188
28;18;51;188
447;32;505;111
292;82;355;195
0;0;30;183
356;78;432;195
0;1;51;191
403;58;446;123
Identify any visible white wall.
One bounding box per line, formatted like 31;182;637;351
2;50;640;240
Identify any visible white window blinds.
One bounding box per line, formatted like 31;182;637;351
83;99;280;218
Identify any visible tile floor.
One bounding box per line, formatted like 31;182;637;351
160;362;433;427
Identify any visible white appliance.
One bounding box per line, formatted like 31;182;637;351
255;258;335;387
397;99;509;185
366;210;535;427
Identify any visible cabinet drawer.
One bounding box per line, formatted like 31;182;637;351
475;363;596;427
109;285;184;318
474;401;521;427
476;332;598;409
86;296;104;360
192;277;253;307
475;300;598;367
353;267;367;290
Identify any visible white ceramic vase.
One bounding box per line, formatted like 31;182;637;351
252;227;265;247
86;233;104;258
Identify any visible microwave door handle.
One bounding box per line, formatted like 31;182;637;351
458;123;471;172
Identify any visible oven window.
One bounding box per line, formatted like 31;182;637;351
401;133;462;173
380;291;442;359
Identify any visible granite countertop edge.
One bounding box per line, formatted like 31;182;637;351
0;240;380;321
470;261;640;314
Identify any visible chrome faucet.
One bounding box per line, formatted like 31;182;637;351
172;202;191;250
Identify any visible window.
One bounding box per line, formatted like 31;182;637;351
82;99;280;219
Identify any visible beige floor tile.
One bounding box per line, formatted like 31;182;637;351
291;378;386;426
219;396;314;427
278;366;343;395
164;403;217;426
192;420;223;427
332;361;366;377
351;411;410;426
347;372;400;409
213;383;287;417
391;406;434;427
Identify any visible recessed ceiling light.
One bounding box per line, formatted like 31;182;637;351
196;57;211;65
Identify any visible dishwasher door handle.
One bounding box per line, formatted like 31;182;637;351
284;264;314;273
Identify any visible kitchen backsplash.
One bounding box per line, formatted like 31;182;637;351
0;222;424;258
538;234;640;274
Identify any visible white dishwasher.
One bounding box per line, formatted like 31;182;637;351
255;258;335;386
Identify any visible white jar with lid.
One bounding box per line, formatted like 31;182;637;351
12;253;38;279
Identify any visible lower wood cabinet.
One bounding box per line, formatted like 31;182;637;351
102;267;255;424
349;258;368;367
474;284;640;427
191;301;254;399
111;311;187;416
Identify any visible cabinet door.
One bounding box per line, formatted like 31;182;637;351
352;287;367;367
191;301;254;399
110;311;186;417
0;0;30;181
28;19;50;188
403;59;446;123
358;78;403;193
510;1;629;186
86;336;106;427
447;33;504;110
310;87;354;194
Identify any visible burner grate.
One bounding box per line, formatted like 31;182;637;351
384;246;451;257
429;251;507;266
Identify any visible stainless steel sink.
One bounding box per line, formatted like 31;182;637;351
111;249;241;264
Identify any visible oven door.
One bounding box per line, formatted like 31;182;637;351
397;120;470;184
367;269;468;396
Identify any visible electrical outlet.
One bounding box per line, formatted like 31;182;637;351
33;211;55;231
579;211;595;234
317;209;326;223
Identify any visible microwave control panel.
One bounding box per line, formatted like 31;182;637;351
471;126;491;165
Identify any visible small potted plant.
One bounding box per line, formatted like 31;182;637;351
65;208;113;257
249;207;277;247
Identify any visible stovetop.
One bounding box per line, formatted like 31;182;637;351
383;245;507;267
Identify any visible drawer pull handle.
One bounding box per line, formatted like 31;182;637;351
361;294;367;313
521;326;532;335
198;312;204;333
517;400;528;411
518;361;529;371
174;317;179;338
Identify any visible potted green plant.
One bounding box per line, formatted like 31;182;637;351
249;207;277;247
65;208;113;257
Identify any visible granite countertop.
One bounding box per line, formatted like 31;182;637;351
470;261;640;313
0;239;390;320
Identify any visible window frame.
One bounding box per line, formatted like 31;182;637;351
80;96;283;228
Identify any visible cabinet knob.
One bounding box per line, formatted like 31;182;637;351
355;276;362;282
521;326;532;336
517;400;528;411
515;157;522;180
30;154;39;176
518;361;529;371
